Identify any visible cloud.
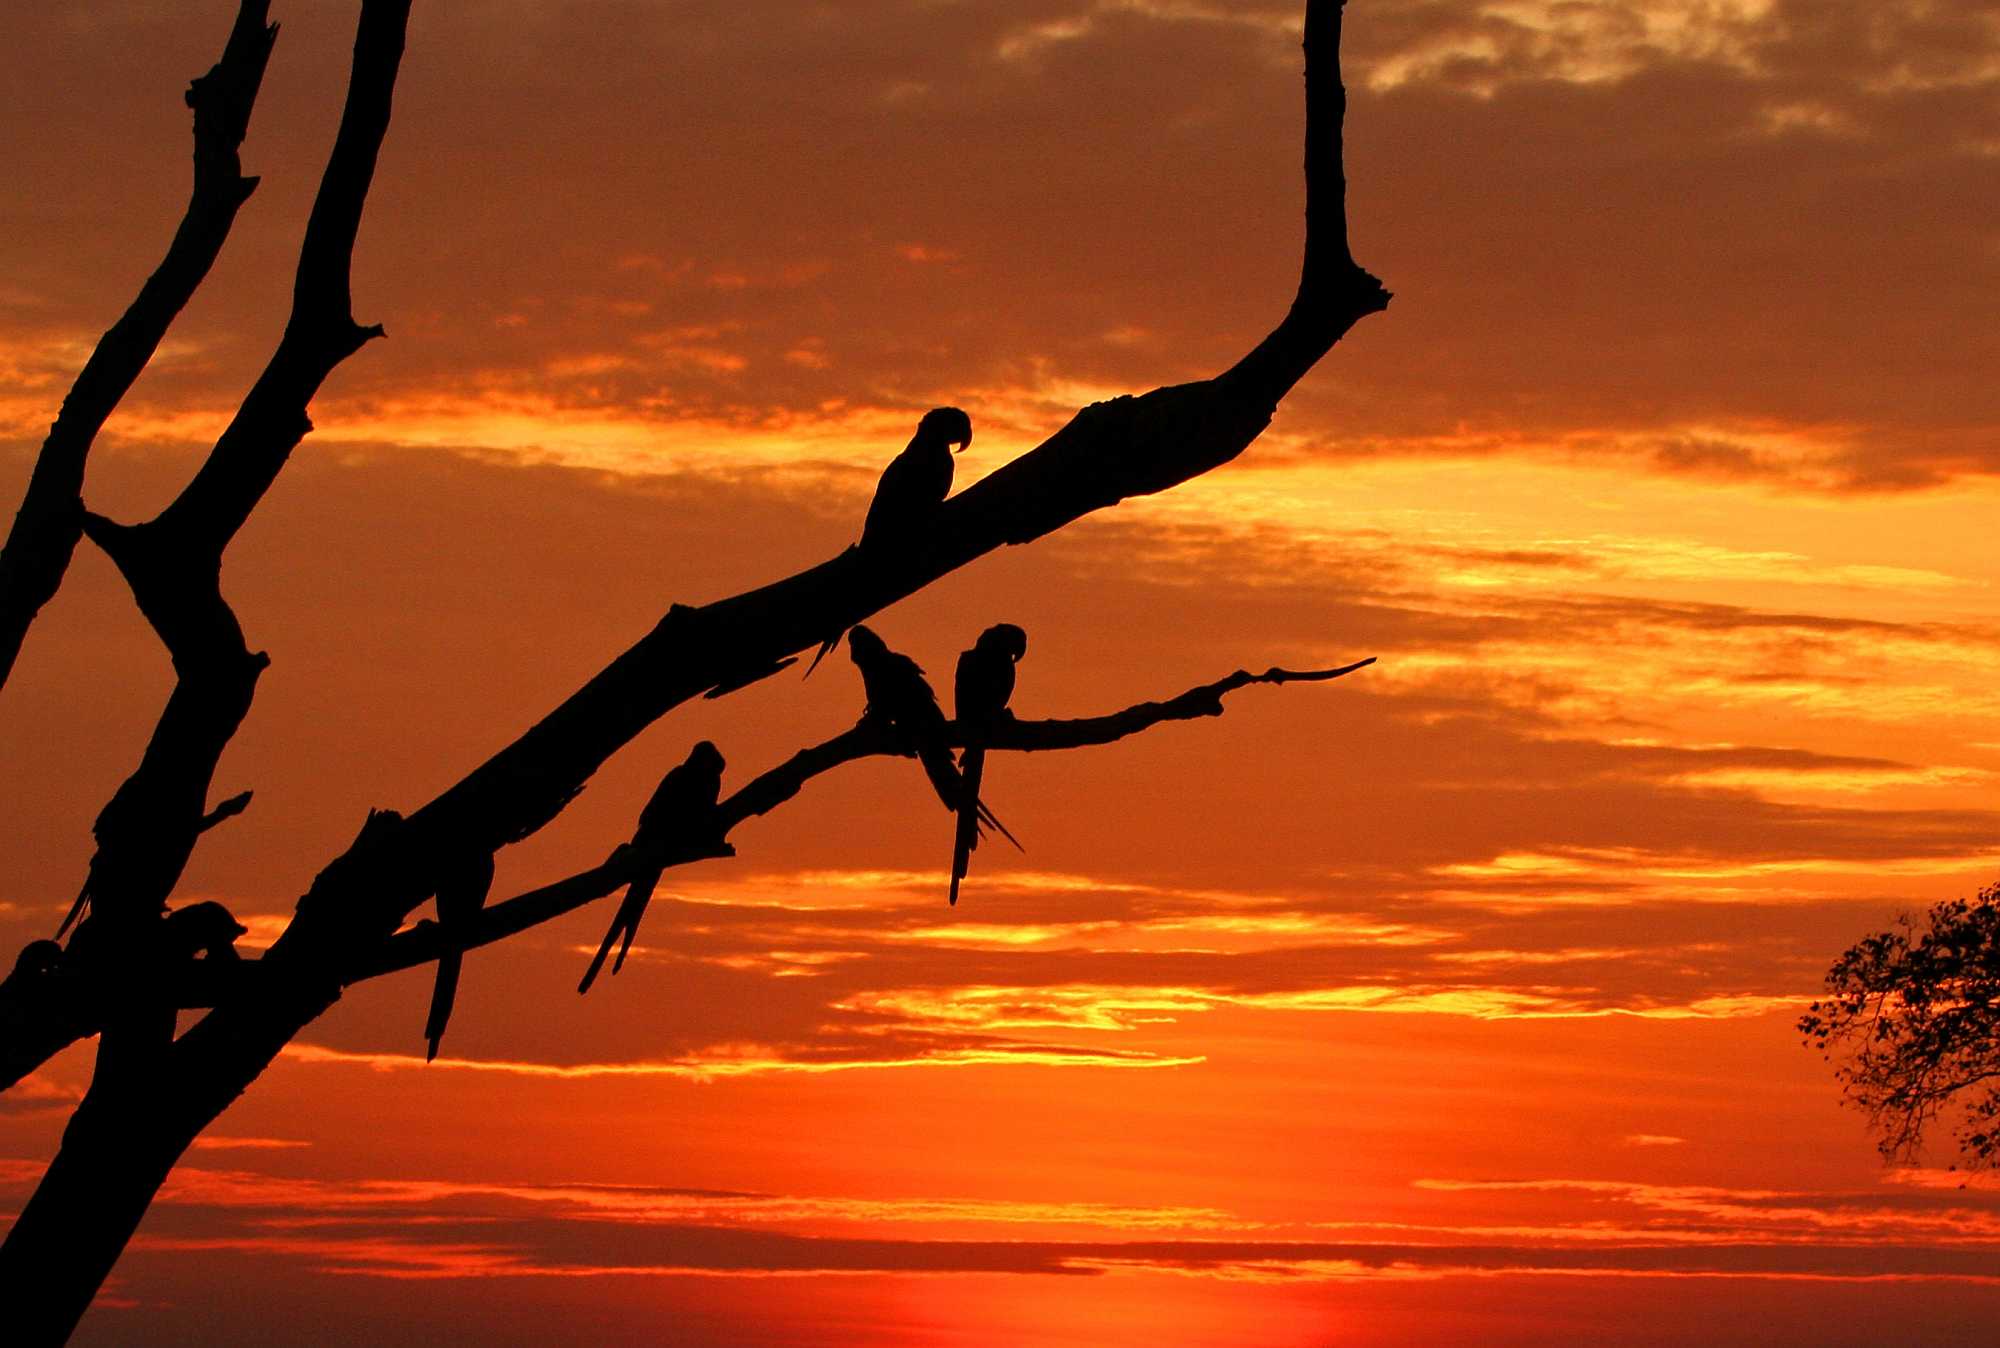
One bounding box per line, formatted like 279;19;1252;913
6;0;1996;491
85;1162;2000;1287
1354;0;1779;94
7;440;1995;1092
1412;1176;2000;1242
0;1070;83;1116
188;1137;314;1152
4;6;1998;1341
280;1039;1201;1082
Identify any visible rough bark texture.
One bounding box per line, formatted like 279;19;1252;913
0;3;1386;1340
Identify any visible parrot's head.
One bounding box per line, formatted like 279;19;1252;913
689;740;726;775
977;623;1028;662
12;940;62;979
847;625;888;663
918;406;973;454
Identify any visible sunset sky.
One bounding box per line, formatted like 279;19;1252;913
5;1;2000;1343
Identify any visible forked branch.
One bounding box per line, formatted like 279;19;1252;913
0;0;277;691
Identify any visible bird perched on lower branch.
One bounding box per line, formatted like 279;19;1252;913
951;623;1027;906
847;626;1018;869
579;740;727;994
804;408;973;676
847;625;962;809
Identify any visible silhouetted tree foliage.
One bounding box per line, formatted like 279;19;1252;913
0;0;1387;1340
1800;885;2000;1166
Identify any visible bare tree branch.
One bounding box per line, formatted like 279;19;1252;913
172;0;1383;1131
264;0;1388;978
0;5;1383;1337
0;4;413;1338
0;1;277;693
353;657;1376;983
65;0;408;937
0;956;251;1097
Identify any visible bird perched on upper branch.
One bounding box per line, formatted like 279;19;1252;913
862;406;972;549
951;623;1027;906
424;850;494;1061
804;408;973;676
579;740;726;994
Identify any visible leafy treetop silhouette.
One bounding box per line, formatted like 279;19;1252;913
1802;885;2000;1169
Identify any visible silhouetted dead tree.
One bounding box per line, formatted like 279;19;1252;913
0;1;1388;1340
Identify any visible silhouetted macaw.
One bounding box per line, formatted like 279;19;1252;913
862;406;972;548
579;741;726;994
424;849;494;1061
950;623;1027;906
804;407;973;676
846;625;962;810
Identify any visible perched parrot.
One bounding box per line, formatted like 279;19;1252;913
847;625;1018;862
950;623;1027;906
846;625;962;810
578;741;726;994
804;408;973;676
861;406;972;549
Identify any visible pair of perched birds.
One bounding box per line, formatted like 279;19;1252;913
427;406;1017;1049
848;622;1026;906
566;619;1027;1004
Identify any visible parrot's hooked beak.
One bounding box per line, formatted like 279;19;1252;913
952;428;973;454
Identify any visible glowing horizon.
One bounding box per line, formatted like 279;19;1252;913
5;1;2000;1343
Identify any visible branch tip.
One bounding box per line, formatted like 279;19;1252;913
197;790;254;834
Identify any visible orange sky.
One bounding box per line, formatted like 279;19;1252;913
5;1;2000;1343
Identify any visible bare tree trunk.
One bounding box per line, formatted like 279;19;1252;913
0;2;412;1339
3;1091;209;1344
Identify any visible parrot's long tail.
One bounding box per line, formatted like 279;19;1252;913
424;950;461;1062
919;742;962;814
579;869;662;994
976;798;1022;851
949;747;986;906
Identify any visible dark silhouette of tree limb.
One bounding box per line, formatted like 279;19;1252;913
0;2;1386;1339
0;1;277;693
0;4;409;1339
0;654;1376;1061
350;656;1375;982
1801;884;2000;1167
